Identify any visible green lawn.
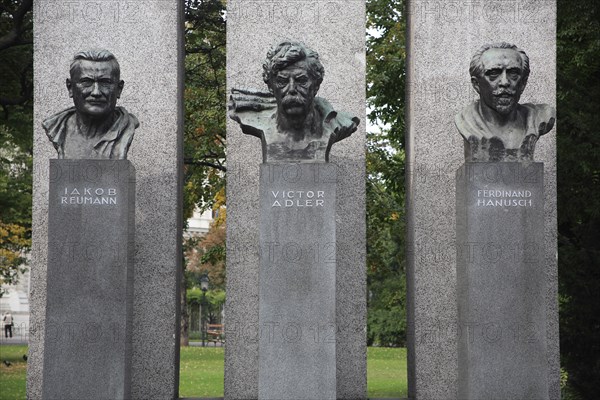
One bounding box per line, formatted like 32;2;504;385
179;345;225;397
367;347;408;398
0;345;27;400
0;344;407;399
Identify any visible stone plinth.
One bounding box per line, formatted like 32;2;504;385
456;162;548;399
30;2;183;398
258;163;337;400
42;160;134;399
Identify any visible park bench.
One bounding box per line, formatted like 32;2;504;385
206;324;224;346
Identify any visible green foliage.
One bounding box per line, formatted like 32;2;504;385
557;0;600;398
365;0;407;347
187;287;225;308
183;0;227;219
0;1;33;296
0;222;29;296
367;0;406;145
180;0;227;344
186;287;225;325
184;220;226;290
368;276;406;347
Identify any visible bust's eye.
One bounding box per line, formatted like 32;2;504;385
507;69;521;79
99;79;115;87
486;70;501;79
276;77;288;87
78;79;94;87
296;76;308;85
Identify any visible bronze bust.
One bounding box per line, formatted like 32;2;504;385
43;49;138;159
455;42;555;162
229;41;360;163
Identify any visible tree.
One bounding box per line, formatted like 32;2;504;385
182;196;226;345
0;222;29;296
557;0;600;397
365;0;408;346
183;0;227;218
185;199;226;292
0;0;33;296
179;0;227;345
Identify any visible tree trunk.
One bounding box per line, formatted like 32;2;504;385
180;264;189;346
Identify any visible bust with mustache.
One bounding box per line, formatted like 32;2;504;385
43;49;138;159
229;41;360;163
455;42;555;162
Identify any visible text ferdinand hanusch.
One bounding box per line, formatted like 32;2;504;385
61;187;117;205
476;189;533;207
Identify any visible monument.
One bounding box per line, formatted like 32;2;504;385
38;49;136;399
406;1;559;398
454;42;555;400
226;2;366;398
230;41;358;400
29;1;183;398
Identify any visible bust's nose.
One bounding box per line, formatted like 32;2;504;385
286;77;298;95
90;82;102;97
498;71;510;88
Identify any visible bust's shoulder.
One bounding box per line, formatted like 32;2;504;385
42;107;77;145
519;103;555;120
520;103;556;136
455;101;485;140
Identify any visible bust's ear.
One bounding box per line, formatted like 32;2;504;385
470;76;480;94
66;78;73;98
117;80;125;98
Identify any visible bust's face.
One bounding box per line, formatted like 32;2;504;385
472;48;526;115
68;60;124;118
270;60;318;118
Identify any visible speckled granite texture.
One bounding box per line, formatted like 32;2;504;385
30;1;184;399
456;163;549;399
406;0;558;398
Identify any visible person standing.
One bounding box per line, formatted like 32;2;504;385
3;312;13;338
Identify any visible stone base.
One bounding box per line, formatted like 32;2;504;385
456;162;548;399
42;160;135;400
258;163;337;400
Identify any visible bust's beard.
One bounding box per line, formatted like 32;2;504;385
494;103;516;115
492;92;519;115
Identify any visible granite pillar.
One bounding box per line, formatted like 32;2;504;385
226;1;366;398
30;1;183;398
406;0;558;398
456;162;548;399
43;160;134;400
258;163;337;400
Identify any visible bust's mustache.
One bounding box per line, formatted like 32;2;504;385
282;95;307;107
493;89;515;97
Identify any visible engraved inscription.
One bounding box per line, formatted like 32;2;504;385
270;190;326;207
60;187;117;205
476;189;532;207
